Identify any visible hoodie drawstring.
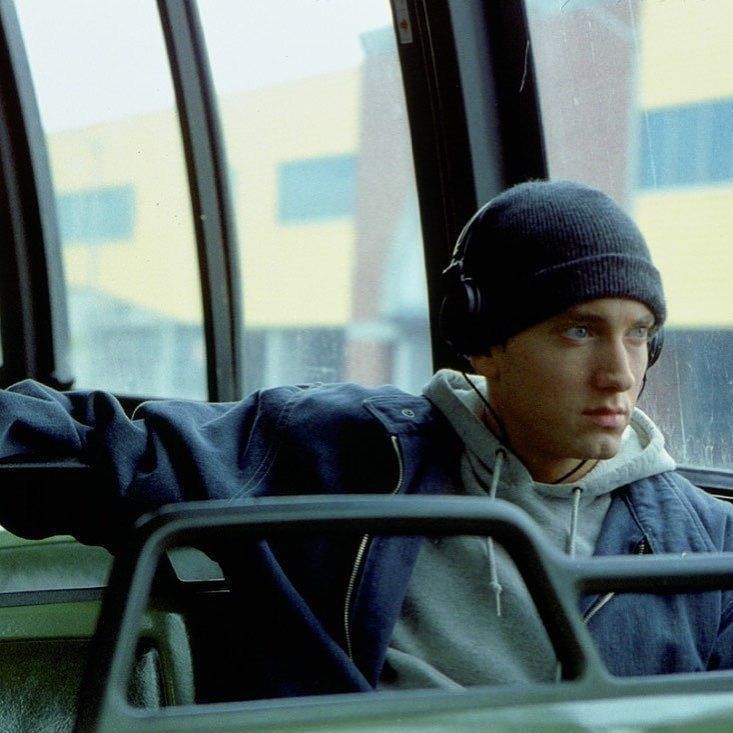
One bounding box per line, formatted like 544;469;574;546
567;486;584;557
485;448;506;616
557;486;584;682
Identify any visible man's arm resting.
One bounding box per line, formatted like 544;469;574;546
0;380;271;546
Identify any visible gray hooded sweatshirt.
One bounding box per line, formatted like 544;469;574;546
381;368;676;689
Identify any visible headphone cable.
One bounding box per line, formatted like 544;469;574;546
461;371;511;449
461;370;589;484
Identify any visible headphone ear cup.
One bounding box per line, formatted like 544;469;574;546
439;267;470;355
647;328;664;367
463;277;482;317
440;212;489;356
439;268;484;356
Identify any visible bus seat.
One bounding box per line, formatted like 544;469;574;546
0;528;194;732
0;598;194;732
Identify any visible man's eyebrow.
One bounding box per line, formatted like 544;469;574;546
558;310;605;322
636;315;657;327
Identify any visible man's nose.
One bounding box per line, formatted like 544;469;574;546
593;337;637;392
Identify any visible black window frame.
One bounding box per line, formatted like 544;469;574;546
156;0;242;402
0;0;71;389
392;0;546;371
0;0;243;402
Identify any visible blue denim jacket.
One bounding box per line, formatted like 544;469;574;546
1;379;732;696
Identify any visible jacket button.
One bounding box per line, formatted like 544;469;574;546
401;408;415;418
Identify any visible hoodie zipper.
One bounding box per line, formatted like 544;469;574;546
343;434;404;660
583;537;650;624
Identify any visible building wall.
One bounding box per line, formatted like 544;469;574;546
636;0;733;328
51;67;360;330
218;69;360;329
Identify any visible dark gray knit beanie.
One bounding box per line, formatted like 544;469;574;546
452;180;666;349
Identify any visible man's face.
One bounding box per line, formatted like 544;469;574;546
471;298;655;483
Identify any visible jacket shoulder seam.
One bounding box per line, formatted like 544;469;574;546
232;386;307;497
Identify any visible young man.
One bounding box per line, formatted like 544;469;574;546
383;180;685;688
0;181;731;697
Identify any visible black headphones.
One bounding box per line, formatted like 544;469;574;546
438;217;492;357
646;327;664;367
439;216;664;366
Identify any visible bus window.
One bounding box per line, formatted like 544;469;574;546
525;0;733;469
15;0;207;399
197;0;431;395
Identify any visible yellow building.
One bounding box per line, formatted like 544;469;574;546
52;67;360;331
219;69;359;329
636;0;733;328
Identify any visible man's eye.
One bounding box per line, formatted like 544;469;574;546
564;326;589;339
629;326;650;340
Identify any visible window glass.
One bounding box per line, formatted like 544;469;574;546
198;0;431;394
15;0;206;398
525;0;733;469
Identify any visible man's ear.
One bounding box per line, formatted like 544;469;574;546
470;352;500;380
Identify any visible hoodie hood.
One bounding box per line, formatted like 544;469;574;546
424;368;675;495
423;368;675;558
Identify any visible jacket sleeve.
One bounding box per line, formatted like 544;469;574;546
0;379;287;544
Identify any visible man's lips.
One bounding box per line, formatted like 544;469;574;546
582;407;628;429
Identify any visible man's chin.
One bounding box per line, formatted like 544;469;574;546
587;435;624;460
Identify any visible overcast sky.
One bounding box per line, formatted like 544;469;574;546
15;0;391;132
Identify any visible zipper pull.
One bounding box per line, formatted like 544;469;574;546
584;538;652;626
